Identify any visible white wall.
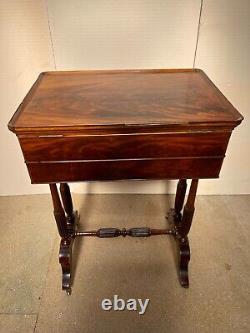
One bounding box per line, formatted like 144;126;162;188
1;0;249;195
0;0;54;195
194;0;250;194
47;0;200;69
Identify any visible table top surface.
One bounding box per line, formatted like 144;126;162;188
9;69;243;134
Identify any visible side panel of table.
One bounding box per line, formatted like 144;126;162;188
26;157;223;183
18;131;231;183
20;132;229;161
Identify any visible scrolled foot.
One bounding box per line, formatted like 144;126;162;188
178;238;190;288
59;237;74;295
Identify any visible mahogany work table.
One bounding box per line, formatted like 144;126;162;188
8;69;243;295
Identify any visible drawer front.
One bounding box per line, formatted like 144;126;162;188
20;132;230;162
26;157;224;183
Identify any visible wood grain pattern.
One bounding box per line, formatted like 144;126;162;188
19;132;230;162
26;157;223;183
8;69;243;135
7;69;243;292
8;69;243;185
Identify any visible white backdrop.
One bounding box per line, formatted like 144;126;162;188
1;0;249;195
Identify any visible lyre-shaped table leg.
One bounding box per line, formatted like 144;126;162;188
168;179;198;288
177;179;198;288
49;179;198;293
59;238;73;295
50;183;78;295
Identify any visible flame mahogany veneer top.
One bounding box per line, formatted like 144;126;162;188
8;69;243;135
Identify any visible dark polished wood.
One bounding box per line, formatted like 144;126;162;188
8;69;243;294
49;184;68;238
75;227;175;238
177;179;198;287
174;179;187;222
19;132;230;161
59;237;74;295
178;239;190;288
9;69;242;185
178;179;199;239
49;183;78;295
60;183;75;225
26;157;224;184
9;69;242;134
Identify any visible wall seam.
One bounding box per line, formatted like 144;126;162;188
193;0;204;68
44;0;57;70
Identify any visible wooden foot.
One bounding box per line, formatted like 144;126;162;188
50;183;79;294
58;211;79;295
178;237;190;288
59;237;73;295
167;179;198;288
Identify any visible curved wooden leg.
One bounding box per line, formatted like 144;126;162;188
177;179;198;239
174;179;187;223
50;183;76;295
50;183;68;238
178;237;190;288
167;179;187;226
176;179;198;287
59;238;73;295
60;183;76;227
168;179;198;288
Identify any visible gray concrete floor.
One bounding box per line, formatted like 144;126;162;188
0;194;250;333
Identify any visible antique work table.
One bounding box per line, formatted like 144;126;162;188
8;69;243;295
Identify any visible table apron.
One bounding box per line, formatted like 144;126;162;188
26;157;224;183
19;132;231;162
